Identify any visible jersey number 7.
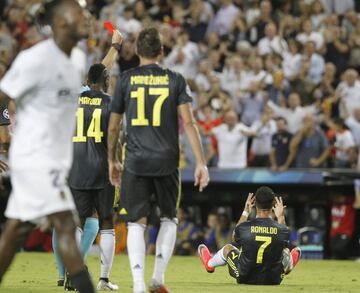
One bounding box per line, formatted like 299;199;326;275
255;236;272;264
131;87;169;127
73;108;103;143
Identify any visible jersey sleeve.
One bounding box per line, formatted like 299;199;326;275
111;75;126;114
233;223;246;246
0;52;39;100
177;74;193;105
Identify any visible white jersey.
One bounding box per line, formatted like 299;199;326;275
0;39;81;170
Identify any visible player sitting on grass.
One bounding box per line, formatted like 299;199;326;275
198;186;301;285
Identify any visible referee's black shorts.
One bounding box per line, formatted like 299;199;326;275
119;168;180;222
71;183;115;220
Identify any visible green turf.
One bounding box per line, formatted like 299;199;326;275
1;252;359;292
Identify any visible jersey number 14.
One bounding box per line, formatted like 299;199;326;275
73;108;103;143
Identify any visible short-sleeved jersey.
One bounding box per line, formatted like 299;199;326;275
68;90;111;189
0;39;81;170
233;218;290;285
111;64;192;176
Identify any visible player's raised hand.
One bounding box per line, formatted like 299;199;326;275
109;160;123;187
112;29;123;45
244;193;255;213
273;196;286;219
194;164;209;192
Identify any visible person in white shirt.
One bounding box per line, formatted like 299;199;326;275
117;5;142;37
0;1;95;292
250;108;277;167
332;118;357;168
336;69;360;118
207;0;239;36
282;39;303;81
344;107;360;146
303;41;325;85
212;110;255;169
268;92;317;134
296;19;325;50
164;30;199;80
257;22;288;56
195;59;216;92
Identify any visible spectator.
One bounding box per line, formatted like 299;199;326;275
322;16;349;75
247;0;277;45
164;30;200;79
282;39;303;81
310;0;326;30
212;110;254;169
336;69;360;118
268;92;317;134
238;81;264;127
270;117;293;171
194;59;215;92
296;19;325;50
186;0;214;42
330;195;355;259
343;106;360;146
331;118;357;168
250;108;277;167
203;210;219;253
286;114;330;169
257;22;288;56
207;0;239;36
302;41;325;85
321;0;355;15
175;207;200;256
348;20;360;72
214;208;235;250
116;5;142;37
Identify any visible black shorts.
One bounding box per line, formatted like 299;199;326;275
119;168;180;222
71;183;115;220
226;249;284;285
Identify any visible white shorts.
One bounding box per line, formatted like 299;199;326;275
5;167;76;222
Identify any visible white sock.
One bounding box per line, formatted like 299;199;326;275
100;229;115;279
208;247;227;268
152;218;177;285
127;222;146;291
76;227;83;247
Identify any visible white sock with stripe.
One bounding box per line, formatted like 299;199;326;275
208;247;227;268
100;229;116;280
152;217;177;285
127;222;146;292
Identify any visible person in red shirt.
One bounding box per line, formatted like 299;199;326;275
330;195;355;259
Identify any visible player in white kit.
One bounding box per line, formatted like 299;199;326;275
0;1;95;292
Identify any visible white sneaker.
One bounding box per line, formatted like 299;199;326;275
97;279;119;291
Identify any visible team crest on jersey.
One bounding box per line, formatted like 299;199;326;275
2;109;9;120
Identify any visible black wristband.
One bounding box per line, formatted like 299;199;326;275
112;43;122;51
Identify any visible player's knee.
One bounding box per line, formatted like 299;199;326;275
223;244;236;258
160;217;178;226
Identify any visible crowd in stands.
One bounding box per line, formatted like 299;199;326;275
2;0;360;170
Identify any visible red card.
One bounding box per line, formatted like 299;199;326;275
104;21;115;34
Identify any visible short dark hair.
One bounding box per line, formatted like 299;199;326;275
37;0;76;26
255;186;275;210
136;28;162;59
276;117;287;124
87;63;107;85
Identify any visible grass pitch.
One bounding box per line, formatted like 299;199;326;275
1;252;359;292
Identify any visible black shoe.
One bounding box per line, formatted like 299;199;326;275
64;272;76;291
58;279;64;287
